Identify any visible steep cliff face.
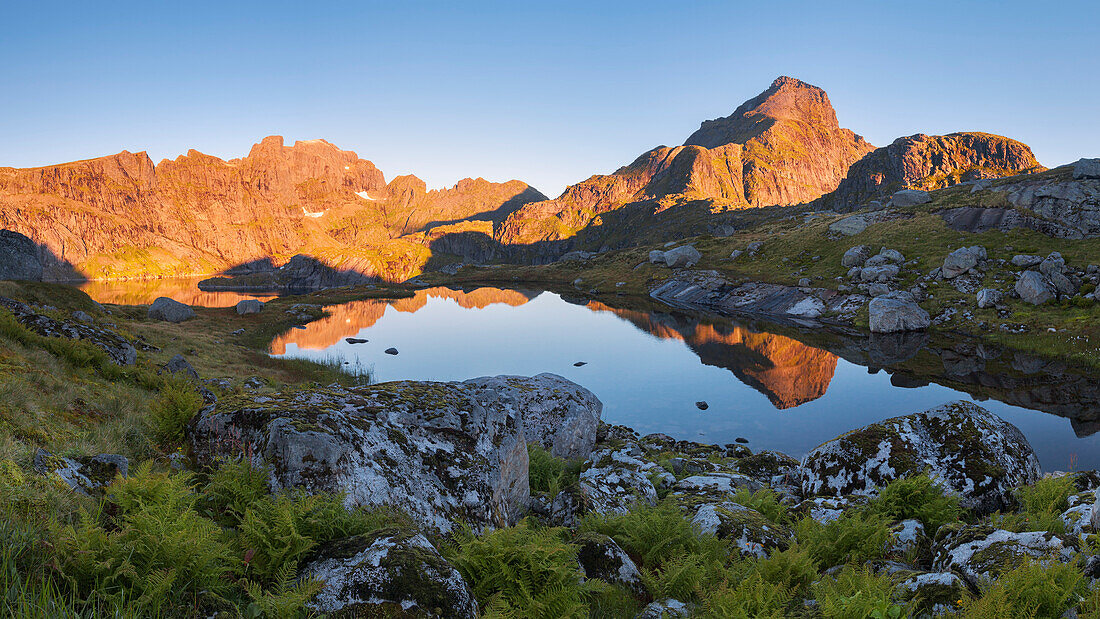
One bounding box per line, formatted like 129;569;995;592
0;137;541;280
497;76;873;248
824;132;1044;211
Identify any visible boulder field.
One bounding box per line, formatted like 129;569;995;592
180;372;1093;616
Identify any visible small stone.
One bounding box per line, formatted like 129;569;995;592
158;354;198;381
695;401;709;410
1011;254;1042;268
345;337;368;344
1015;271;1055;305
662;246;702;268
384;347;399;355
573;361;587;367
735;437;749;444
797;277;811;287
976;288;1003;309
71;310;93;323
841;245;873;267
729;250;743;260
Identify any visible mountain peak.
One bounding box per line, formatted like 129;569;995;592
684;76;840;148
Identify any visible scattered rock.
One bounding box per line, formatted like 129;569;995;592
71;310;93;323
975;288;1003;309
1011;254;1043;268
890;189;932;207
829;215;869;236
158;354;198;381
800;401;1041;515
1015;270;1055;305
662;246;702;268
580;446;671;515
235;299;264;315
1039;252;1066;276
746;241;765;255
841;245;873;267
147;297;195;323
384;347;399;355
868;294;930;333
690;502;793;558
345;337;368;344
576;533;645;597
896;571;969;617
695;401;709;410
304;529;478;619
32;448;128;495
729;250;743;260
797;277;811;287
0;297;136;365
648;250;666;264
860;264;900;282
559;250;594;262
942;246;986;279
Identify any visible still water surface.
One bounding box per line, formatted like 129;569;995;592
256;286;1100;472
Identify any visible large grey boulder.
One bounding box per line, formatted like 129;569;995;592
829;215;869;236
648;250;666;264
148;297;195;323
1073;158;1100;180
689;502;793;558
799;401;1041;515
0;297;136;365
662;245;702;268
576;533;645;597
1011;254;1042;268
1015;270;1055;305
1039;252;1066;276
891;189;932;207
896;572;970;617
304;529;478;618
941;246;986;279
235;299;264;315
932;525;1077;588
868;295;930;332
189;376;542;532
841;245;873;267
462;373;602;462
0;230;43;281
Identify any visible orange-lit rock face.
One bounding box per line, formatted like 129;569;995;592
587;302;837;409
270;287;534;353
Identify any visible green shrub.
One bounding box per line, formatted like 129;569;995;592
149;378;203;446
699;572;792;618
750;546;818;598
812;565;906;618
200;460;272;527
527;443;582;497
243;563;324;619
642;552;711;602
579;502;729;571
867;474;962;534
731;487;790;526
961;560;1086;618
996;475;1076;534
794;510;892;568
445;520;601;619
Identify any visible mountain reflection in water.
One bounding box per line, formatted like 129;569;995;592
265;285;1100;470
80;277;275;307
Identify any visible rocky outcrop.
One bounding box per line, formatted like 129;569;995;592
188;374;600;532
0;230;43;281
799;401;1041;514
932;524;1077;588
0;297;136;365
825;132;1042;211
991;170;1100;238
304;529;478;618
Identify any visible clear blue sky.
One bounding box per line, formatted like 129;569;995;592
2;0;1097;198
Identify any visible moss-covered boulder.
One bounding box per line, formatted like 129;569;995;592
793;495;869;524
689;502;793;558
635;598;693;619
799;401;1040;515
464;373;602;461
895;571;969;617
189;377;538;532
886;519;932;568
32;448;127;495
575;532;645;597
304;529;477;618
931;524;1078;589
669;473;760;503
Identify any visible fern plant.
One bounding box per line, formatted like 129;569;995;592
244;563;324;619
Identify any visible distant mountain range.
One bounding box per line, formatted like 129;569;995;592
0;76;1044;281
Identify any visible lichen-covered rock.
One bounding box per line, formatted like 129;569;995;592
635;599;693;619
1012;254;1043;268
941;246;986;279
1062;491;1095;539
576;532;645;596
860;264;900;282
793;496;869;524
148;297;195;323
0;297;135;365
579;447;667;515
32;448;128;495
690;502;793;558
887;519;932;566
464;373;602;462
671;473;759;503
189;377;538;532
932;524;1077;588
734;450;801;494
304;529;477;619
799;401;1041;515
895;571;969;617
976;288;1003;309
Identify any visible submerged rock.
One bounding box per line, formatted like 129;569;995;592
304;529;478;618
799;401;1041;515
148;297;195;323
